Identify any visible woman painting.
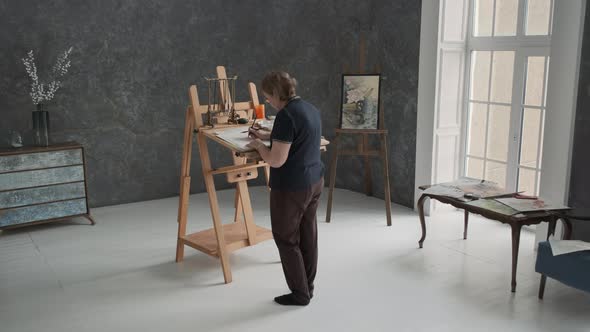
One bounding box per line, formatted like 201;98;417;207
246;71;324;306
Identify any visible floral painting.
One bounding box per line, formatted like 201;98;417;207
340;74;381;130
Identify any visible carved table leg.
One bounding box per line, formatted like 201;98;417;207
510;223;522;292
463;210;469;240
546;219;557;240
562;217;573;240
418;195;428;248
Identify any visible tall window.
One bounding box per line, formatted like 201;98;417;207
463;0;553;195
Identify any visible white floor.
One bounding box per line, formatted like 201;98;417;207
1;187;589;332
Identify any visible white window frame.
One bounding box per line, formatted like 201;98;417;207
414;0;585;229
459;0;553;193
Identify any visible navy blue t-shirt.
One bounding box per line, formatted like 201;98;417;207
270;97;324;191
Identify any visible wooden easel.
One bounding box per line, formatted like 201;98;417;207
175;66;272;284
325;36;392;226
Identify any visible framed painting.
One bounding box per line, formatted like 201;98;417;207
339;74;381;130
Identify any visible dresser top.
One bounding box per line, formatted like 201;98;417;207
0;142;82;156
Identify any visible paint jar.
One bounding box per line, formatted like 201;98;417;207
255;104;265;119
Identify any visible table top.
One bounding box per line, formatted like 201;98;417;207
418;183;559;222
0;142;82;156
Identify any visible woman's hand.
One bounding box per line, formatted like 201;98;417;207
246;138;265;151
248;128;271;140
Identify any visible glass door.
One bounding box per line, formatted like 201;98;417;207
463;0;553;192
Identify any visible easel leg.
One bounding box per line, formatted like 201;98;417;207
234;191;245;222
326;133;340;223
176;176;191;262
380;133;392;226
237;180;257;245
363;133;373;196
232;155;246;223
198;133;232;283
176;107;194;263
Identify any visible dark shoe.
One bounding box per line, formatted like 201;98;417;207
274;293;310;306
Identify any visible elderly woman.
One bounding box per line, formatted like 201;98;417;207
247;71;324;306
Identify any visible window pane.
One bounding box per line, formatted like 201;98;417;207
474;0;494;37
470;51;491;101
518;168;537;195
467;103;488;157
524;57;547;107
485;161;507;186
526;0;552;36
487;105;511;162
538;109;545;169
490;51;514;103
494;0;518;36
466;157;484;179
520;108;541;168
543;57;550;106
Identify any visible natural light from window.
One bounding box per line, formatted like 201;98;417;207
464;0;553;195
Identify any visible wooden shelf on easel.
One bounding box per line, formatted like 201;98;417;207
180;222;273;257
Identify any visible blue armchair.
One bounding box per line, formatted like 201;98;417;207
535;241;590;299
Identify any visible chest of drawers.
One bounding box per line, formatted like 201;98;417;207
0;142;94;229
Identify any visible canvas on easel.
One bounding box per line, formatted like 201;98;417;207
340;73;381;130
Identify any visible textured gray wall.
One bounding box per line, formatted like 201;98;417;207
0;0;420;208
569;3;590;241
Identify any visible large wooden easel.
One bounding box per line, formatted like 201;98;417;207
325;36;393;226
175;66;272;284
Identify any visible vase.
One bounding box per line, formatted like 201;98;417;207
32;104;50;147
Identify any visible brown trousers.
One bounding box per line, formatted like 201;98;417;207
270;178;323;303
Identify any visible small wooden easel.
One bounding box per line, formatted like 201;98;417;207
325;36;392;226
175;66;272;283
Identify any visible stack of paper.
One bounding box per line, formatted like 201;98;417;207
465;199;518;215
423;177;514;200
213;127;271;152
495;197;570;213
548;236;590;256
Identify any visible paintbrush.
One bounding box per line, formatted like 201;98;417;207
242;110;258;134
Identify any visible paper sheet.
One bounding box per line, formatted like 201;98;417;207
436;177;514;198
548;236;590;256
213;126;271;152
465;199;519;215
422;185;466;199
422;177;513;201
495;197;570;213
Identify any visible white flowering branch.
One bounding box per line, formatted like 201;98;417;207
22;47;73;106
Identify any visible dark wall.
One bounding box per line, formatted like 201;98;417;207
569;3;590;240
0;0;421;208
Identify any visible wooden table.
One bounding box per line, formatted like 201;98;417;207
417;185;572;292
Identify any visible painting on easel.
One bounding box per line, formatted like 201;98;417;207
339;74;381;130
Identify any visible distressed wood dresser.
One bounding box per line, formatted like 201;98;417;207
0;142;94;230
